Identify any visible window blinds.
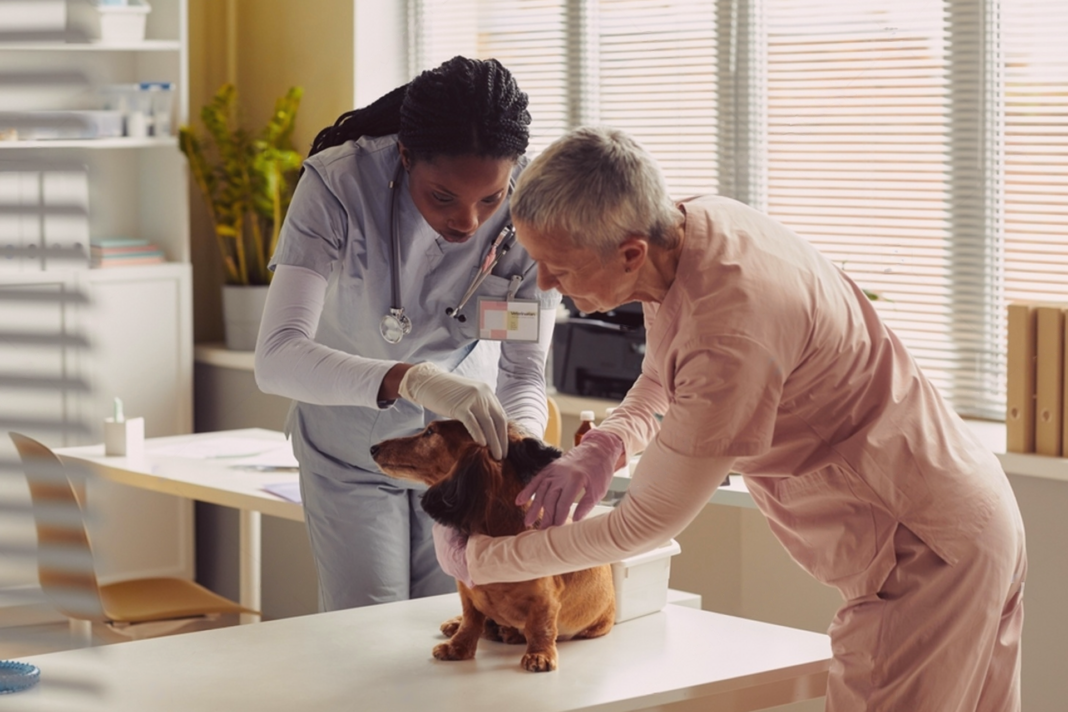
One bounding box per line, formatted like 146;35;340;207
408;0;720;195
1002;0;1068;304
411;0;1068;420
764;0;1003;418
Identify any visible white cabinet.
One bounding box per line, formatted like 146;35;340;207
0;0;193;602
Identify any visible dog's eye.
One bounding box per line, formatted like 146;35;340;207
423;427;435;438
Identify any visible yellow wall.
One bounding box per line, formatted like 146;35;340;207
187;0;354;342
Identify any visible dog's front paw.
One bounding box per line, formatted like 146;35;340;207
433;641;476;661
521;651;558;672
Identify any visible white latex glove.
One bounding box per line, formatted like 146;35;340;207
515;428;624;528
432;522;473;588
398;362;508;459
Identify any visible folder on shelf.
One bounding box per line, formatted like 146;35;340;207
1006;302;1038;454
1035;304;1066;457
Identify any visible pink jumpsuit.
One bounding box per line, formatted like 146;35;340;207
467;196;1026;711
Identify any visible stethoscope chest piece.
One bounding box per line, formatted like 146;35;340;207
380;307;412;344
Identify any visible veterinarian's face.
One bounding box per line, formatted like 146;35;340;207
516;220;634;314
400;146;514;243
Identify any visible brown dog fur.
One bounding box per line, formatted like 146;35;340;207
371;420;615;672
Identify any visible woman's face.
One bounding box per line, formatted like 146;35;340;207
401;148;514;243
515;221;632;314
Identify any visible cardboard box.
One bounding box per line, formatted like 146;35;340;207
611;539;682;623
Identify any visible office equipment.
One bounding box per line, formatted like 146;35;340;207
1006;302;1038;453
552;298;645;400
20;593;832;711
10;433;255;645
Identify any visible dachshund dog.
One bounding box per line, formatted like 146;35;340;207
370;420;615;672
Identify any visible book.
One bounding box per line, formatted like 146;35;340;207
91;244;163;257
91;254;165;268
1035;304;1065;456
1006;302;1038;453
90;237;151;249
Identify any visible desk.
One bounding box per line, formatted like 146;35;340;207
55;428;302;624
18;593;830;712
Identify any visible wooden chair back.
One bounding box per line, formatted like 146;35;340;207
9;432;107;623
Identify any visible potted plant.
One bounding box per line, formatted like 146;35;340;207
179;83;304;349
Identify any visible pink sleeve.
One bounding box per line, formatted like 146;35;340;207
657;334;785;458
466;437;735;584
597;371;670;458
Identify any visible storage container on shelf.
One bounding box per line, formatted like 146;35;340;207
69;0;152;44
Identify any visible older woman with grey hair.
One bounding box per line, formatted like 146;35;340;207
432;126;1025;711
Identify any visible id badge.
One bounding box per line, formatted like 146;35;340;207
478;297;540;341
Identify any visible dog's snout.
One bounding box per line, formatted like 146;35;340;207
369;444;379;457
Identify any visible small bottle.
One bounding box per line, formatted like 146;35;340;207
574;410;596;447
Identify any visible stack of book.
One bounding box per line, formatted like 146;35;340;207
90;237;165;268
1006;301;1068;456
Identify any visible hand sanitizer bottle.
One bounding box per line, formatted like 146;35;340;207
104;397;144;458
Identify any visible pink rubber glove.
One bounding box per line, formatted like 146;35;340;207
432;522;474;588
515;428;624;529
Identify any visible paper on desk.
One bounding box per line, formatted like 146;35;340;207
148;437;291;461
263;481;302;503
229;445;299;469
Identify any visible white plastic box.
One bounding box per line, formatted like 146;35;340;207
611;538;682;623
70;0;151;43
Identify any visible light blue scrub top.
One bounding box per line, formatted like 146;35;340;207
270;134;558;481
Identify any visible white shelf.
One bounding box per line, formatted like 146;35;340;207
195;342;256;371
0;40;181;52
0;137;178;149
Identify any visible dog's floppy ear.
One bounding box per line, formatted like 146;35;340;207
420;445;491;536
505;437;562;485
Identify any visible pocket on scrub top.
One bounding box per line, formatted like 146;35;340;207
450;273;514;340
769;467;879;585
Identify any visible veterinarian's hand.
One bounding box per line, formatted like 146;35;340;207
399;362;508;460
432;522;474;588
516;428;625;528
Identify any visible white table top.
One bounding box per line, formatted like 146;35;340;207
16;593;830;712
55;428;304;522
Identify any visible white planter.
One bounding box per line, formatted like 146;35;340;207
221;284;269;352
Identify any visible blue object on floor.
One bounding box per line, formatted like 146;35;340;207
0;660;41;694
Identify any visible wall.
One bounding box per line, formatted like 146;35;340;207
187;0;356;344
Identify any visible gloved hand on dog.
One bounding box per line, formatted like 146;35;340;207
432;522;473;588
515;428;625;529
399;362;508;460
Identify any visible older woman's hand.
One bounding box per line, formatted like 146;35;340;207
515;428;625;528
432;522;474;588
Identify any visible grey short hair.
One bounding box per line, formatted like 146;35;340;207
510;127;683;258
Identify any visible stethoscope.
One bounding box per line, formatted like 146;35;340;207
380;160;517;344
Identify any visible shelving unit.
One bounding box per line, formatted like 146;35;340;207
0;0;193;609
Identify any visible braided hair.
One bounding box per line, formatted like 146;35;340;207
307;56;530;164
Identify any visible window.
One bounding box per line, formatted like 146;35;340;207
410;0;1068;420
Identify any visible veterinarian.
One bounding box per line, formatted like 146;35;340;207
254;57;558;611
432;126;1026;711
